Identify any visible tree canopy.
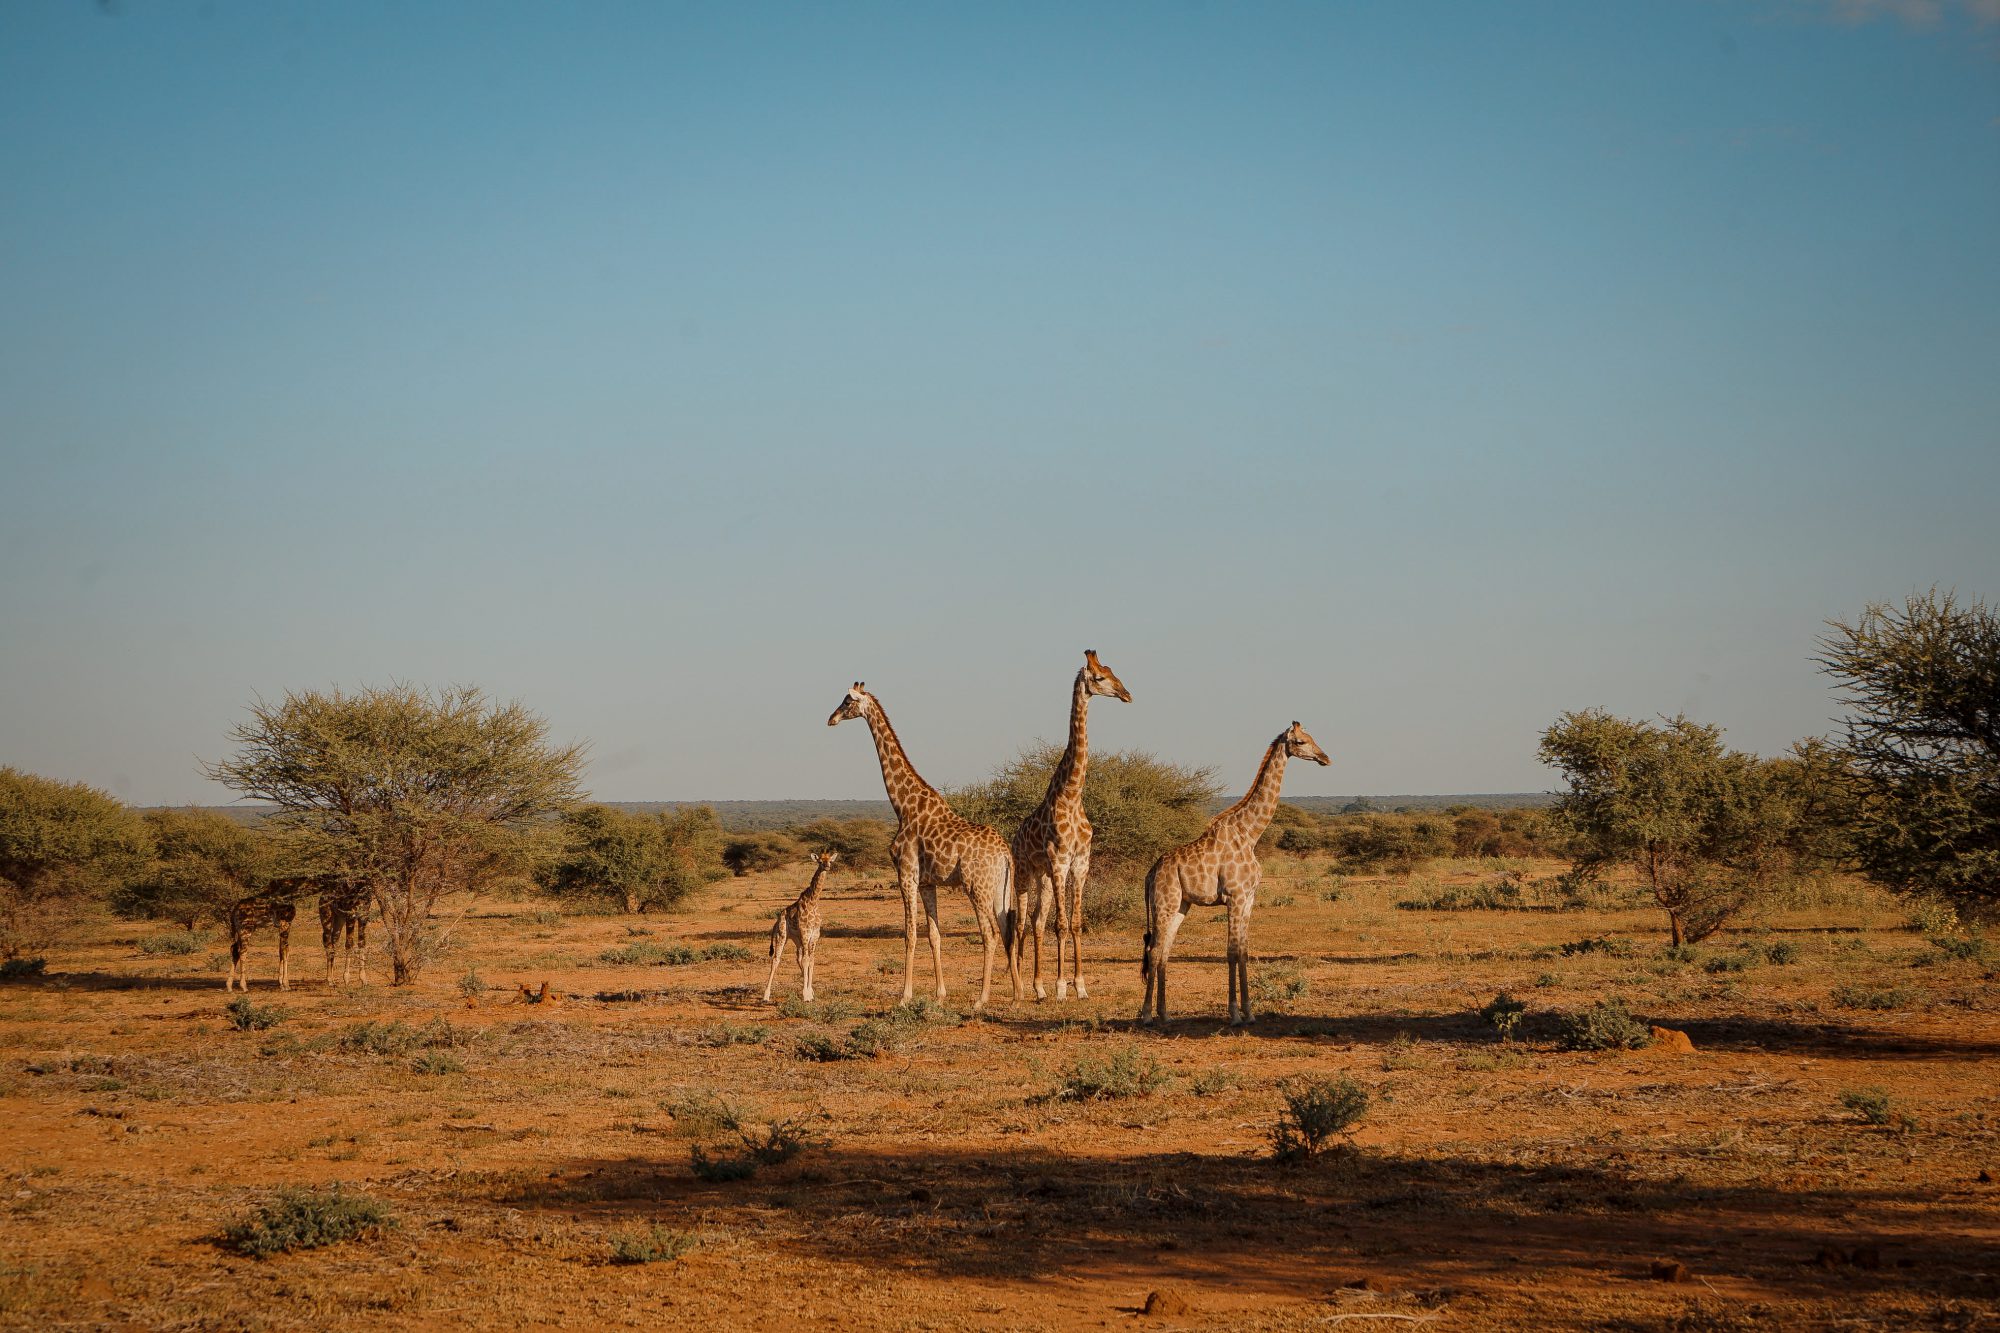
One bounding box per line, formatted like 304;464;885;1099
1539;711;1795;945
0;767;152;960
950;744;1219;888
115;808;280;930
1820;589;2000;913
203;684;585;983
539;803;727;913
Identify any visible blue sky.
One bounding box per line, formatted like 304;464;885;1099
2;1;1995;806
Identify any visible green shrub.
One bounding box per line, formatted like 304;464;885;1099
609;1225;703;1265
1839;1087;1893;1126
700;942;752;963
1189;1068;1238;1097
1554;998;1652;1051
1703;953;1750;974
1250;962;1309;1006
138;929;210;956
694;1023;769;1048
792;1033;855;1062
457;968;487;999
1560;936;1636;958
846;1000;958;1057
224;997;285;1031
0;957;48;980
1762;941;1800;964
1929;934;1988;963
1047;1045;1169;1102
688;1144;759;1182
1478;992;1526;1041
222;1186;394;1257
662;1090;744;1138
1832;984;1912;1011
411;1051;463;1076
1270;1076;1368;1163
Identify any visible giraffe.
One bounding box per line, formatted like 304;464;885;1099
224;877;312;992
763;851;836;1003
318;878;372;985
1008;650;1132;1002
1137;721;1331;1027
828;683;1013;1008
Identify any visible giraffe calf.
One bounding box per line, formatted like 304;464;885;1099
764;851;836;1003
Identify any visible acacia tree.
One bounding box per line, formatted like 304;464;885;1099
115;809;278;930
0;767;152;961
1820;590;2000;914
203;685;585;984
1539;711;1795;946
539;804;727;913
950;745;1219;903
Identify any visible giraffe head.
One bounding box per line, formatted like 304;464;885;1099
1282;720;1332;766
813;850;839;870
1082;649;1133;702
827;682;874;727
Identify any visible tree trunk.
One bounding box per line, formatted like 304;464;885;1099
1668;911;1685;948
623;888;639;914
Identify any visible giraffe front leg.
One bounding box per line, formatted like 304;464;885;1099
919;882;947;1002
353;918;368;985
1227;902;1253;1027
969;882;1003;1011
895;854;921;1004
1067;851;1091;999
1049;857;1073;1001
800;932;815;1003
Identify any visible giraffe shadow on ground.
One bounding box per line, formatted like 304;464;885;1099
493;1142;1996;1306
11;970;272;993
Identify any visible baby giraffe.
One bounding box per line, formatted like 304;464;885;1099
764;851;837;1003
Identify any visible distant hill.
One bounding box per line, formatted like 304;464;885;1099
164;793;1555;831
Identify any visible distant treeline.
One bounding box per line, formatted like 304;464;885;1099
591;794;1556;829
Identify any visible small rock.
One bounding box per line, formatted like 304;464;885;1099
1649;1026;1696;1054
1978;1169;1992;1184
908;1186;933;1204
1343;1276;1395;1293
1650;1260;1691;1283
1142;1288;1192;1317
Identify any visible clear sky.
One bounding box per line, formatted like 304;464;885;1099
2;1;1995;807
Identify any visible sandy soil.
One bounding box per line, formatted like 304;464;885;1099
2;858;1996;1331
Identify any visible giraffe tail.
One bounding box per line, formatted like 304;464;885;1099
998;856;1015;953
1140;862;1158;978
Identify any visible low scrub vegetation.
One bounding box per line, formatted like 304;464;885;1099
222;1186;394;1258
1046;1045;1169;1102
223;997;285;1031
1554;998;1652;1051
1270;1076;1369;1163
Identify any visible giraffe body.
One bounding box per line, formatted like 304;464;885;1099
1008;650;1131;1001
829;684;1013;1008
764;851;835;1002
318;881;372;985
1137;722;1331;1027
224;878;312;991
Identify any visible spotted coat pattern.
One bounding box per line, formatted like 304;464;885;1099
764;850;836;1003
1008;650;1131;1001
829;684;1013;1008
1137;722;1332;1026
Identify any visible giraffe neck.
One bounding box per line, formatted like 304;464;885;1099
1217;738;1290;844
801;863;830;904
1045;670;1092;814
862;701;950;825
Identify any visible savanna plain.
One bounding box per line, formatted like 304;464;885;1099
4;856;1996;1331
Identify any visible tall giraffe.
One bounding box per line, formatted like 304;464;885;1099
1008;650;1132;1002
828;683;1013;1008
1137;721;1331;1027
763;851;836;1003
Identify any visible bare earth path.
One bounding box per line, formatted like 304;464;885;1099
3;860;1995;1329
